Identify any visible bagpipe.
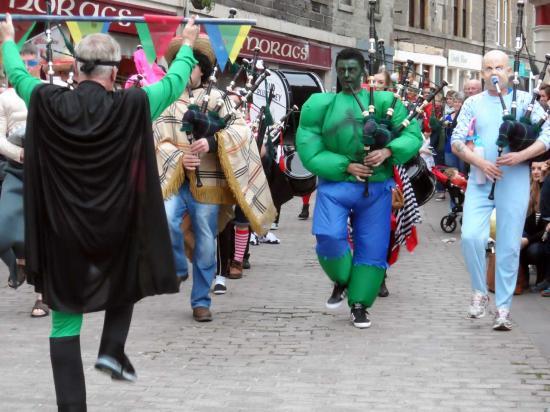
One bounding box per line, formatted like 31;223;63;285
488;0;550;200
180;57;271;187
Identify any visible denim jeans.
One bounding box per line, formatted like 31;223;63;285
164;183;219;309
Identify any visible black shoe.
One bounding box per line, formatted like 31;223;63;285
378;280;389;297
298;204;310;220
350;303;371;329
326;283;346;309
242;258;251;269
95;353;137;382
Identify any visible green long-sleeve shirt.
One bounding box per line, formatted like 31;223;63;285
296;89;423;182
1;39;197;120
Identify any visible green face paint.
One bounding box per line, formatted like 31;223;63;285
336;59;364;93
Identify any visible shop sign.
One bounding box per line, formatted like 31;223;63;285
448;49;482;70
4;0;174;35
240;28;331;70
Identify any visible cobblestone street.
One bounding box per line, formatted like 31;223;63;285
1;197;550;411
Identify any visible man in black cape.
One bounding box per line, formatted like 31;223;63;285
1;14;199;411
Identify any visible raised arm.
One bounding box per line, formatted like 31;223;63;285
144;16;199;120
0;14;41;107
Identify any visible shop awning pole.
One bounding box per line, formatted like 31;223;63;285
0;14;256;26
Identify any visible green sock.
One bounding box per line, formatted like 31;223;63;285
347;265;385;308
50;310;83;338
317;251;353;286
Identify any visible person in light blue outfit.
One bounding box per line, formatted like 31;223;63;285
451;50;550;331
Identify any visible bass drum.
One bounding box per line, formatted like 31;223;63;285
283;150;317;197
405;156;436;206
251;69;325;145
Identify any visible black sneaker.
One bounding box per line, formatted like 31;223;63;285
350;303;371;329
212;276;227;295
298;204;310;220
95;353;137;382
242;258;251;269
326;283;346;309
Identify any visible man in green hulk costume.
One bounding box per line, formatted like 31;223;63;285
296;48;422;328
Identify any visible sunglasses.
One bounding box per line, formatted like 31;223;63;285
24;59;39;68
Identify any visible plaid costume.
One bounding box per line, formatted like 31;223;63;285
153;87;276;235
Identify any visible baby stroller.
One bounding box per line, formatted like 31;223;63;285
432;165;467;233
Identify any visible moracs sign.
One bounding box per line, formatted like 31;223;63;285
239;28;331;71
4;0;175;36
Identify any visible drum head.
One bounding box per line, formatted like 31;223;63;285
284;152;311;179
283;152;316;196
405;156;435;206
250;70;289;125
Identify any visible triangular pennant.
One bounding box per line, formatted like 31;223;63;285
66;22;82;44
15;22;36;50
204;24;228;70
219;24;240;59
228;25;251;63
143;15;181;59
66;21;107;44
135;23;156;64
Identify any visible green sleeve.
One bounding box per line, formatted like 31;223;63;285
144;45;197;121
386;97;423;165
1;40;41;107
296;94;353;182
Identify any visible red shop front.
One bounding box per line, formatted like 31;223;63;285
3;0;176;79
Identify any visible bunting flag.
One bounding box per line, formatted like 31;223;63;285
66;21;110;44
15;22;36;50
135;23;156;64
143;14;181;61
220;25;251;64
204;24;228;70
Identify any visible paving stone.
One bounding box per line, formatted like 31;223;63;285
1;197;549;410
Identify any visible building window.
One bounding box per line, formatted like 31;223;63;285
338;0;353;13
409;0;416;27
453;0;459;36
496;0;509;47
435;66;445;86
462;0;467;37
419;0;426;29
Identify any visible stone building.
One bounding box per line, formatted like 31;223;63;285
393;0;538;92
204;0;395;89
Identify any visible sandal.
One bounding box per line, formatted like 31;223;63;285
31;299;50;318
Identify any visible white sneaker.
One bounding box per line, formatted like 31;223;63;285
271;222;279;230
493;308;512;331
249;233;259;246
468;291;489;319
212;275;227;295
260;232;280;244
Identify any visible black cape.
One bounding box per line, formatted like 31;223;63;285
25;81;178;313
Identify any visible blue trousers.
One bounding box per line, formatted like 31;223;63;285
0;169;24;284
461;164;529;309
313;179;392;268
164;184;219;309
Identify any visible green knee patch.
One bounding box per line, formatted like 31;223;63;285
347;265;385;308
317;251;352;286
50;311;83;338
